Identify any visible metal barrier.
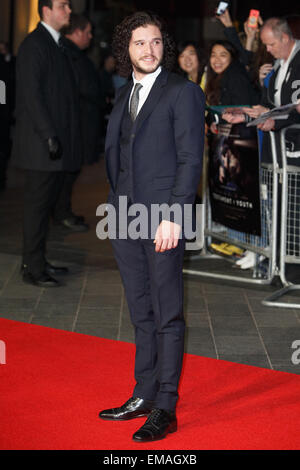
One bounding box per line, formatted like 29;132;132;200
183;130;280;285
262;124;300;308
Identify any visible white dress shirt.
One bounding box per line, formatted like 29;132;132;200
41;21;61;45
129;66;162;116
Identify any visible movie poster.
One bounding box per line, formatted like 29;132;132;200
208;121;261;235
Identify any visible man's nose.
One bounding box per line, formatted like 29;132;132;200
144;42;153;54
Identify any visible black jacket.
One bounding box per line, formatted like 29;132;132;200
224;27;254;67
206;60;260;131
261;41;300;164
11;23;82;172
64;37;103;164
218;60;260;106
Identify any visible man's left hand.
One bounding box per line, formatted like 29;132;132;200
257;118;275;131
154;220;182;252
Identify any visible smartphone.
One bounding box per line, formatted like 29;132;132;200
248;9;260;28
216;2;229;15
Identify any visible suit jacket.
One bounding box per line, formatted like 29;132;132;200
11;23;82;172
64;37;103;165
105;69;205;219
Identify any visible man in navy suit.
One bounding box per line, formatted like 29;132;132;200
99;11;205;442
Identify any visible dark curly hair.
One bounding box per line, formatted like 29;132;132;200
112;11;176;78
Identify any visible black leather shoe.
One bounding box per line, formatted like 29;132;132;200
99;397;154;421
21;263;69;276
45;262;69;275
22;270;61;288
132;408;177;442
55;216;89;232
71;213;86;224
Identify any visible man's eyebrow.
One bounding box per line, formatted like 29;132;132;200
133;37;162;43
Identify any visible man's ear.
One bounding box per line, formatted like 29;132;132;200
282;33;289;44
42;5;51;21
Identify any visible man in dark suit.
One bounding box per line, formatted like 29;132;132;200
258;18;300;154
98;12;205;442
52;13;103;232
11;0;81;287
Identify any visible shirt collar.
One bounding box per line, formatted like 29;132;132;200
132;66;162;87
280;41;297;66
41;21;61;45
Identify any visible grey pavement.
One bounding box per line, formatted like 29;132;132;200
1;158;300;375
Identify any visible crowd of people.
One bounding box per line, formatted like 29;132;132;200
177;9;300;274
1;2;300;283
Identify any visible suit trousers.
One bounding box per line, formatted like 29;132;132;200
52;170;80;221
111;235;185;411
22;169;65;277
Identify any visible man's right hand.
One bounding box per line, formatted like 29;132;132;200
243;105;269;119
259;63;273;86
222;111;245;124
47;137;63;160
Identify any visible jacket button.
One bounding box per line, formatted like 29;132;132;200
131;133;135;138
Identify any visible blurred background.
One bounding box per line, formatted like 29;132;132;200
1;0;299;67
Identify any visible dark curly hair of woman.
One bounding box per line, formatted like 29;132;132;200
112;11;176;78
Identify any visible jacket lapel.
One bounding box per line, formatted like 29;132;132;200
37;22;59;47
134;69;169;135
105;82;132;192
106;81;132;148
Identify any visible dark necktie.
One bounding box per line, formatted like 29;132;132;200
58;36;66;53
130;83;143;121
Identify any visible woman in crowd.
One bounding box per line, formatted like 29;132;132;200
217;9;274;95
205;39;260;110
205;40;260;261
176;40;208;252
177;40;207;90
217;8;259;69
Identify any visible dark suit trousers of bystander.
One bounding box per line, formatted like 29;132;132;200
22;170;64;278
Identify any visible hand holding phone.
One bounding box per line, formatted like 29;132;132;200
248;9;260;29
216;2;229;16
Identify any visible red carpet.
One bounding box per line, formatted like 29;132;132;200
0;318;300;450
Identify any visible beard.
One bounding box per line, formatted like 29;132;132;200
131;55;163;76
